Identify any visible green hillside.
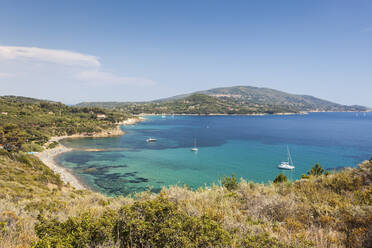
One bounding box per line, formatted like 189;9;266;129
199;86;359;111
118;93;312;115
0;96;130;151
76;86;368;114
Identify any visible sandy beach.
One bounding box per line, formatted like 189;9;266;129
35;117;146;190
35;144;86;189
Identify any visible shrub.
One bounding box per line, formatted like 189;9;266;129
337;206;372;248
34;210;117;248
241;233;292;248
221;174;238;191
274;173;288;184
114;196;230;248
33;197;230;248
47;141;59;149
322;169;363;194
21;142;44;152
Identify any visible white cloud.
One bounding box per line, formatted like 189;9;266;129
0;72;15;78
0;46;100;67
0;45;156;87
76;70;156;86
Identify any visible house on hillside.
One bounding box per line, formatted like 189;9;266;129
1;112;8;115
96;114;106;120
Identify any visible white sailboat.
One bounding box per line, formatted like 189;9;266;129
146;137;157;142
191;138;198;151
277;146;295;170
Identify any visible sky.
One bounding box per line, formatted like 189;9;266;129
0;0;371;106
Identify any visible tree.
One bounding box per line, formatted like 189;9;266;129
2;124;27;152
307;163;324;176
302;163;329;179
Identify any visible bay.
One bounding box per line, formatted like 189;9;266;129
58;112;372;196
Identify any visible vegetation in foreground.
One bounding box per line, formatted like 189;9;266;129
0;147;371;248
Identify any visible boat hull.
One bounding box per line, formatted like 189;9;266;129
277;166;294;170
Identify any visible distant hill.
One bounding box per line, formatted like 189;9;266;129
0;95;58;104
75;86;369;115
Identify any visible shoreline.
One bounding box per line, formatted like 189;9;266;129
138;110;371;117
46;117;146;142
138;112;307;117
35;117;145;190
35;145;86;190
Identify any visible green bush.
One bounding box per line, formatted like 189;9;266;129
34;210;117;248
221;174;238;190
115;197;230;248
47;141;59;149
241;233;294;248
273;173;288;184
21;142;44;152
33;197;230;248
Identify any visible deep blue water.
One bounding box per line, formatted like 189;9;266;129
58;112;372;196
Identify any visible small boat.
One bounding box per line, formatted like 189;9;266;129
146;138;157;142
278;146;295;170
191;138;198;151
161;114;166;119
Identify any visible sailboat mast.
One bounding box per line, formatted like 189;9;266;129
287;146;293;165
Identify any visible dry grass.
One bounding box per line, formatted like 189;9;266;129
161;162;372;248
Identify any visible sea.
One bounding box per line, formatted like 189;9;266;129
58;112;372;196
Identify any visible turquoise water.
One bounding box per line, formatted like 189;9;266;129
58;113;372;196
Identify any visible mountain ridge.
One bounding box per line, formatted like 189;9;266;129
75;86;369;114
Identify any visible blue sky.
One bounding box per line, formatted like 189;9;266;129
0;0;371;105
